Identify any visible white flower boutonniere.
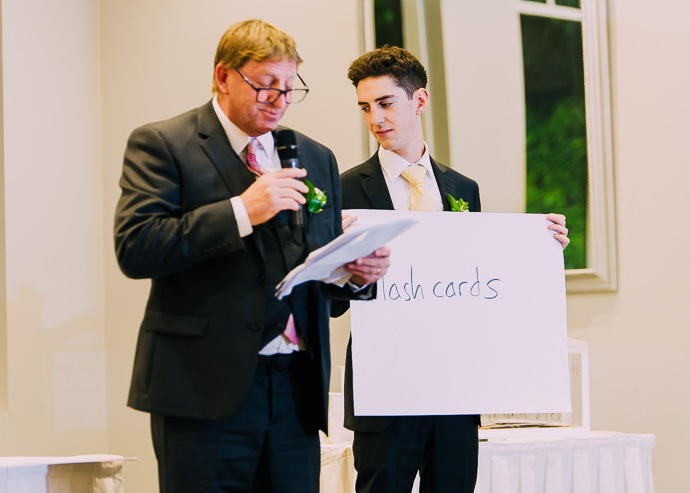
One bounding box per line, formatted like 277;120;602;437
304;179;327;213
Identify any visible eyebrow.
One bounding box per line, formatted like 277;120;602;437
255;70;296;84
358;95;397;106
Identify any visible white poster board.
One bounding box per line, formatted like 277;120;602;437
347;209;571;416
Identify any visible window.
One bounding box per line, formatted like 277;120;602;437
373;0;404;48
362;0;616;292
520;7;587;270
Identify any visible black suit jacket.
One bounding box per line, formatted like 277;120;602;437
337;152;481;432
114;101;370;432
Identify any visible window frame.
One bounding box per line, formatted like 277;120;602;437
362;0;617;293
519;0;617;292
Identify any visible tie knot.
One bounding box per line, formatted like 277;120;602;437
246;138;263;175
401;165;427;186
248;138;260;153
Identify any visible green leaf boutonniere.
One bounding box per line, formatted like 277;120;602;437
304;179;327;213
447;193;469;212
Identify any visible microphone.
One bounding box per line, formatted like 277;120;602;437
276;129;304;238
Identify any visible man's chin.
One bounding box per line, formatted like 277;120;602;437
253;123;280;136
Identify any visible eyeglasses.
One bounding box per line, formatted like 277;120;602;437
235;68;309;104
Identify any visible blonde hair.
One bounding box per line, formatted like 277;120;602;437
212;19;303;93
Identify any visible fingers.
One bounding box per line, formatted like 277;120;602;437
547;213;566;227
344;246;391;285
373;246;391;258
264;170;309;196
554;234;570;250
547;213;569;250
342;215;358;232
240;169;310;225
548;223;569;237
274;167;308;179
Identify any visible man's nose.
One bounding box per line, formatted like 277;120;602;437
270;92;289;109
369;107;384;126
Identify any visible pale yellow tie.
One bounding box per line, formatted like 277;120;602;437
401;165;436;211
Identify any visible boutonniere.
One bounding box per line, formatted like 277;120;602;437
447;193;469;212
304;179;327;213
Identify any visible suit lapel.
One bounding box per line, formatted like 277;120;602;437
431;157;455;212
196;101;265;258
197;101;255;197
359;154;395;210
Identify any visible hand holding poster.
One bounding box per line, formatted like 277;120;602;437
347;209;571;416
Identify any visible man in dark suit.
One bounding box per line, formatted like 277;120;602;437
337;46;570;493
114;19;389;493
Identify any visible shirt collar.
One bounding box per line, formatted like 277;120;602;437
378;142;432;182
212;95;276;157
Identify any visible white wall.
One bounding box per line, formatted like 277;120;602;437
440;0;526;213
2;0;689;491
567;0;690;489
0;0;107;453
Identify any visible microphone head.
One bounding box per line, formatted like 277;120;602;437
277;129;299;160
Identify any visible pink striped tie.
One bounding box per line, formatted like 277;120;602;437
245;138;264;176
283;315;299;345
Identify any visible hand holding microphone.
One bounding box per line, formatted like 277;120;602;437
239;130;308;227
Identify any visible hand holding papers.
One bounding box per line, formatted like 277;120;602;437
275;215;417;299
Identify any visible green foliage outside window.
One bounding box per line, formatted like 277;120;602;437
374;0;404;48
525;98;587;269
522;15;588;270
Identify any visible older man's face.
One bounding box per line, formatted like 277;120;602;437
217;58;298;137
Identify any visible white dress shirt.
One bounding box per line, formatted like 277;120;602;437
378;143;443;212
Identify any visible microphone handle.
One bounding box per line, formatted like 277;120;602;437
281;157;304;237
282;157;299;169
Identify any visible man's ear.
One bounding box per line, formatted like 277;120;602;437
215;63;230;94
414;88;429;115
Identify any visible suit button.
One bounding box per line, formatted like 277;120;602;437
257;274;265;284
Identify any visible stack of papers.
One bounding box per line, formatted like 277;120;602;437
276;215;417;299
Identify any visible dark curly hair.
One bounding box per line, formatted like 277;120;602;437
347;45;427;99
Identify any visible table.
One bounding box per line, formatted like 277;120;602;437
0;455;124;493
320;431;655;493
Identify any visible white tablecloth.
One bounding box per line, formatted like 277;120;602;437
320;431;655;493
0;455;124;493
321;443;356;493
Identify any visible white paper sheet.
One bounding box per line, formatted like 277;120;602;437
348;210;571;416
276;216;417;299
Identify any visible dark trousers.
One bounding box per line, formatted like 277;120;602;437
353;415;479;493
151;353;320;493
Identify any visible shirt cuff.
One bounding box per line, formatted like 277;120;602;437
231;196;253;237
347;280;369;293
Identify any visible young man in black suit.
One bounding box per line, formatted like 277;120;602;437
114;19;389;493
338;46;569;493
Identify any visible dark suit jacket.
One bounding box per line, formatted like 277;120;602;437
114;100;370;433
337;152;481;432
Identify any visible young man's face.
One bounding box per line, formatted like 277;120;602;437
216;58;297;136
356;75;427;162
